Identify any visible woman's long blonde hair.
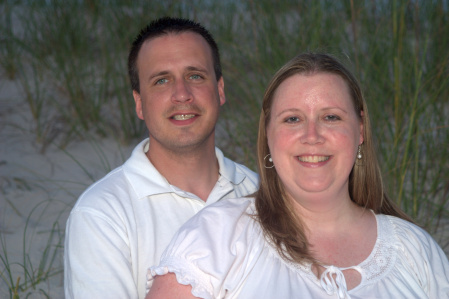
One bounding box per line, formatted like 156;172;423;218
255;52;413;264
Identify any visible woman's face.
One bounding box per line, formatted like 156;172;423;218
266;73;363;207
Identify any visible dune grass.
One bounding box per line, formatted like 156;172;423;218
1;0;448;297
1;198;65;299
0;137;130;298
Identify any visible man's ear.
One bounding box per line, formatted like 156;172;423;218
133;90;144;120
217;77;226;106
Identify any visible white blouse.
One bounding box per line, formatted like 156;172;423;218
148;197;449;299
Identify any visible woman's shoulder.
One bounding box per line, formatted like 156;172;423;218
188;196;256;228
377;214;448;265
206;196;256;212
376;214;449;295
379;214;435;245
169;196;260;250
150;197;264;298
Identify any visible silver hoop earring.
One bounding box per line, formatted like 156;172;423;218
264;154;274;169
357;145;362;160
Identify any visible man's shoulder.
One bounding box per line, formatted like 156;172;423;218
72;140;147;208
74;165;132;209
74;139;162;205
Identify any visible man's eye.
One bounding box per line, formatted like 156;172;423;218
155;78;168;85
189;74;203;80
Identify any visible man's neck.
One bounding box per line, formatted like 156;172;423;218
146;142;219;202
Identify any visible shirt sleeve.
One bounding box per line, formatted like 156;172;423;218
64;207;137;299
148;198;258;299
392;217;449;297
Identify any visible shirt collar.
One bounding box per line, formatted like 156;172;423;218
123;138;247;199
215;146;247;185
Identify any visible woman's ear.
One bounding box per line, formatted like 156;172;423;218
359;110;364;144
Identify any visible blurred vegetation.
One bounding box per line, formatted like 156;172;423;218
0;0;448;297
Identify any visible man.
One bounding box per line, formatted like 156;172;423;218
64;17;259;299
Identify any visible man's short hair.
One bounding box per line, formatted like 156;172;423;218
127;17;222;93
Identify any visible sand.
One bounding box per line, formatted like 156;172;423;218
0;74;136;298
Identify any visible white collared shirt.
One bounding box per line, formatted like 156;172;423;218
64;138;259;299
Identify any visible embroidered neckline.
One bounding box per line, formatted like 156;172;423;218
264;213;398;293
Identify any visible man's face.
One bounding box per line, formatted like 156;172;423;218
133;32;225;154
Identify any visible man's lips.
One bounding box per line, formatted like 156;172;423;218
297;155;330;163
171;114;196;120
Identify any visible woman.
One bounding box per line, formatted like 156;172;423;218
146;53;449;299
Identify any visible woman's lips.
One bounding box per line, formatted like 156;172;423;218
297;155;330;163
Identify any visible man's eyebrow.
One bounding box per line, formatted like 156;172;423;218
148;71;170;81
185;66;208;73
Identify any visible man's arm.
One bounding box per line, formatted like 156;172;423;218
146;273;199;299
64;209;137;298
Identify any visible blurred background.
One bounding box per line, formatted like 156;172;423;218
1;0;448;297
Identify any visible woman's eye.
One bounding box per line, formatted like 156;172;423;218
325;115;341;121
285;116;299;123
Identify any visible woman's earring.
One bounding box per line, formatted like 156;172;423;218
264;154;274;169
357;145;362;160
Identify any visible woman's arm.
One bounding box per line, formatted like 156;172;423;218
146;273;200;299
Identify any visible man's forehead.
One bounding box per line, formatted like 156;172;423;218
142;31;210;53
137;32;214;72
